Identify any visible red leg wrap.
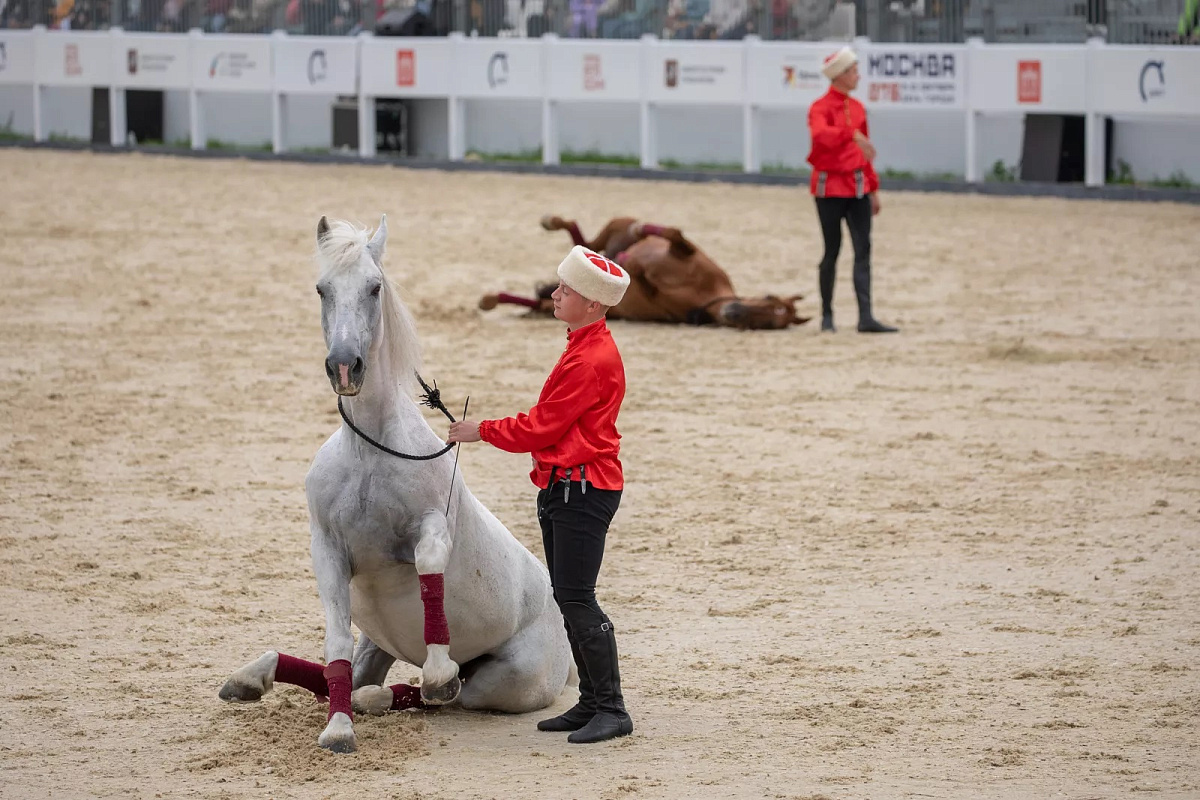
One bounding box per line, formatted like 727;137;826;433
495;292;541;309
389;683;426;711
323;659;353;721
274;653;329;697
419;573;450;646
567;223;585;247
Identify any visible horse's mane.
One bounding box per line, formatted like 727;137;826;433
315;219;422;396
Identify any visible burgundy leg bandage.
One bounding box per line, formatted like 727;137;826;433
567;222;585;247
419;573;450;646
323;659;353;721
495;292;541;309
389;683;425;711
274;653;330;697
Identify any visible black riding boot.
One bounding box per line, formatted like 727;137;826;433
562;604;633;744
853;263;898;334
819;260;837;332
536;625;595;732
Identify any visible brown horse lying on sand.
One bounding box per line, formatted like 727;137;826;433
479;216;811;330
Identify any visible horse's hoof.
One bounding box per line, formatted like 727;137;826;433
218;651;277;702
318;712;357;754
478;294;499;311
218;679;264;703
352;685;394;716
421;676;461;706
540;215;560;231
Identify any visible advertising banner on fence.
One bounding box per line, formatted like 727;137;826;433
275;36;357;95
747;42;828;108
858;45;964;109
36;32;112;87
547;40;640;102
192;35;272;92
648;42;744;105
1089;46;1200;117
969;46;1086;114
0;31;36;86
360;37;453;98
454;39;542;99
115;33;191;90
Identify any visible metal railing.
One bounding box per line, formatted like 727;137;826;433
2;0;1194;44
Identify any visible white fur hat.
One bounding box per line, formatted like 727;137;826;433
822;46;858;80
556;245;630;307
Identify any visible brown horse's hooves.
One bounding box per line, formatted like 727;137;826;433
540;215;561;231
478;294;499;311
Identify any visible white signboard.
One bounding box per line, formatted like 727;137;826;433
968;46;1086;114
192;35;272;92
454;39;542;99
360;37;453;98
748;42;828;108
114;33;191;90
275;36;357;94
1090;46;1200;117
648;42;744;105
0;32;36;86
858;45;965;109
36;32;112;87
547;40;640;102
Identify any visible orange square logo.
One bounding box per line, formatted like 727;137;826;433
396;50;415;87
1018;60;1041;104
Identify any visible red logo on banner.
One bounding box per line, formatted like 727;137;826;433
65;44;82;76
1018;60;1041;104
396;50;415;87
583;54;605;91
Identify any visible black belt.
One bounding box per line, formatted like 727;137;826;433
547;465;587;503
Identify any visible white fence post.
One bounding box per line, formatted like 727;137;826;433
31;25;46;142
109;27;128;147
1084;36;1105;188
188;28;205;150
742;35;759;174
448;32;464;161
355;32;375;159
542;33;559;166
639;34;656;169
271;30;287;154
964;36;981;184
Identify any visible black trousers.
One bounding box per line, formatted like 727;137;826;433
537;482;621;612
815;195;873;316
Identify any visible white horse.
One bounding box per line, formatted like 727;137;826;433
219;215;572;753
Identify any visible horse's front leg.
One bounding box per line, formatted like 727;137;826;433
311;530;357;753
415;509;461;705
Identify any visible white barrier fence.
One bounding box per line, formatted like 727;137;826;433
1;27;1198;186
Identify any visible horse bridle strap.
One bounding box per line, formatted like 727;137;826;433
337;397;455;461
336;372;458;461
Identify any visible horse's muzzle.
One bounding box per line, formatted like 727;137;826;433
326;356;365;395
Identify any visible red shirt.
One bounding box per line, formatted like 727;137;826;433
479;319;625;490
806;87;879;198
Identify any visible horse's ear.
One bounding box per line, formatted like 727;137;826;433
367;214;387;264
786;293;804;304
317;215;330;242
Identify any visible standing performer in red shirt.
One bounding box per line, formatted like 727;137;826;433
807;46;899;334
448;245;634;744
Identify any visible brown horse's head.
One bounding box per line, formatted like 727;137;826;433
714;295;810;330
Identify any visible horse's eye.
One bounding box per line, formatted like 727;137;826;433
371;284;382;297
316;286;325;298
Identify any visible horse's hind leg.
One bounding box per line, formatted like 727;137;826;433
219;651;331;702
457;610;571;714
352;636;396;688
540;215;587;247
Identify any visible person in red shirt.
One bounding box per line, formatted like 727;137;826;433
807;46;898;334
448;245;634;744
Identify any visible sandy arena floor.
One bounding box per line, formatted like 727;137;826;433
0;149;1197;800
